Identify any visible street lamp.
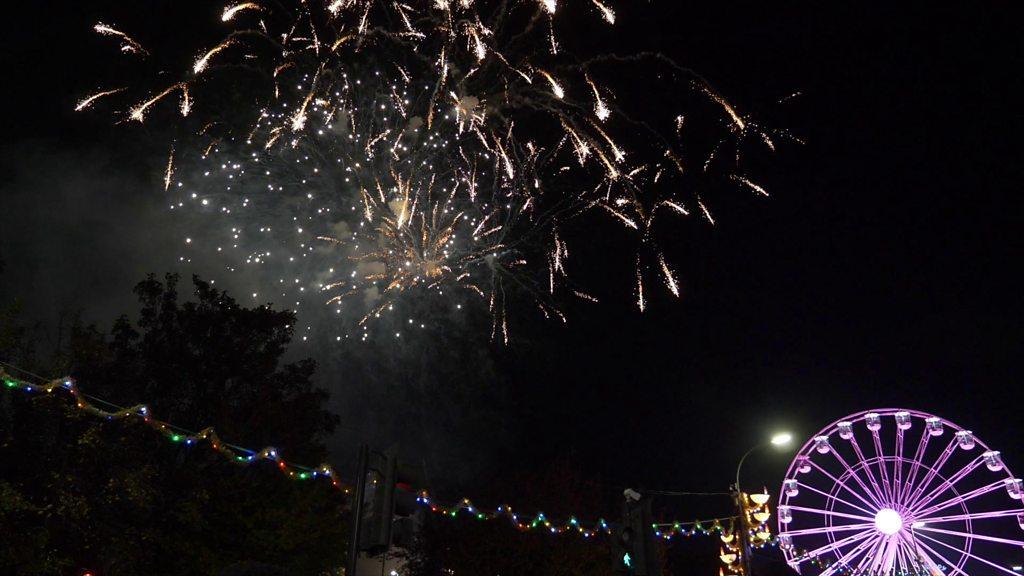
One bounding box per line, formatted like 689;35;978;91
735;432;793;494
730;432;793;576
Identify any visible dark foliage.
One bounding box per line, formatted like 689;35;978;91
0;274;346;576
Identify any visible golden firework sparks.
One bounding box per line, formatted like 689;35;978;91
179;84;193;117
221;2;262;21
164;148;176;192
77;0;784;340
587;76;611;121
93;22;149;56
731;174;769;196
591;0;615;24
74;87;127;112
129;83;185;122
538;70;564;99
658;253;679;297
193;39;237;75
700;83;746;131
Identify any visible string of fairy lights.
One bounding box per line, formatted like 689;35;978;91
0;366;347;488
0;365;740;543
2;364;943;575
414;491;741;541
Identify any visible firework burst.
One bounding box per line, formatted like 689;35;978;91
78;0;786;341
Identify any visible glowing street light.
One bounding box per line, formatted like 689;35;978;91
737;431;795;491
729;431;795;576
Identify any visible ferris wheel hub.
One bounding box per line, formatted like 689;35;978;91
874;507;903;535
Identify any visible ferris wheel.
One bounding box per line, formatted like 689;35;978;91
776;409;1024;575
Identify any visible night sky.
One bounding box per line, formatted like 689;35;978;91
2;0;1022;546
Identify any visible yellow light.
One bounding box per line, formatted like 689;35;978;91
750;491;771;505
752;511;771;523
771;432;793;446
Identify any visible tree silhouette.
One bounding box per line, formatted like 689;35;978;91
0;274;346;575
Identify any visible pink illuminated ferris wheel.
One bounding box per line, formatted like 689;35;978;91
776;409;1024;575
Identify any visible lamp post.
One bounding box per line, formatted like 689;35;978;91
731;432;792;576
735;433;792;495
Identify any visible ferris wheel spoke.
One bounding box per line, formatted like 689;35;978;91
881;536;906;573
912;540;967;576
916;525;1024;547
895;537;910;573
913;479;1006;518
908;456;983;512
904;534;967;576
901;426;933;505
892;536;912;573
782;522;874;537
792;529;876;564
863;534;893;573
898;538;937;576
808;459;886;512
878;535;902;572
870;429;895;503
917;508;1024;524
905;436;958;507
892;537;909;569
895;533;913;567
828;442;887;508
786;505;876;523
844;434;888;506
914;531;1021;576
818;533;883;576
797;480;877;517
850;535;886;574
894;426;906;504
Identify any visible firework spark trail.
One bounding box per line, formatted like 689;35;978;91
77;0;784;340
731;174;769;196
587;76;610;121
194;40;237;75
130;83;187;122
180;85;193;117
658;253;679;297
75;87;127;112
700;83;746;131
635;256;645;312
222;2;263;21
591;0;615;24
164;148;175;192
538;70;565;99
94;22;149;56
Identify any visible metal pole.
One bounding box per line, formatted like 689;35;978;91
735;444;764;495
734;443;763;576
732;487;754;576
347;444;369;576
